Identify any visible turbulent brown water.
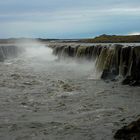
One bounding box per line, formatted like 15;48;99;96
0;43;140;140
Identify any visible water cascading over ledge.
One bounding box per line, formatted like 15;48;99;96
0;45;19;62
51;44;140;86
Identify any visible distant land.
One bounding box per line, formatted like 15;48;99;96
1;34;140;43
82;34;140;43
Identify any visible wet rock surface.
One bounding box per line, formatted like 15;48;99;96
114;118;140;140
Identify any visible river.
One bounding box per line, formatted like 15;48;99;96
0;43;140;140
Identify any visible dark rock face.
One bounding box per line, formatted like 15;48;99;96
0;45;19;62
51;44;140;85
114;118;140;140
121;47;140;86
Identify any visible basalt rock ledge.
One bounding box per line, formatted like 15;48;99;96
114;118;140;140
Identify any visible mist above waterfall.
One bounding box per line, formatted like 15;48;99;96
8;40;94;79
14;40;56;62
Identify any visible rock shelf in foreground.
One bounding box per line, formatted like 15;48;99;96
114;118;140;140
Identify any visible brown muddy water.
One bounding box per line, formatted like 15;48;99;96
0;44;140;140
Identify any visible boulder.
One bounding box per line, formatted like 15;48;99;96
114;118;140;140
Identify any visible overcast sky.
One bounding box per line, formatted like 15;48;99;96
0;0;140;38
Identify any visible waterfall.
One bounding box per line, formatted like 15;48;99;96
51;44;140;85
0;45;19;62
